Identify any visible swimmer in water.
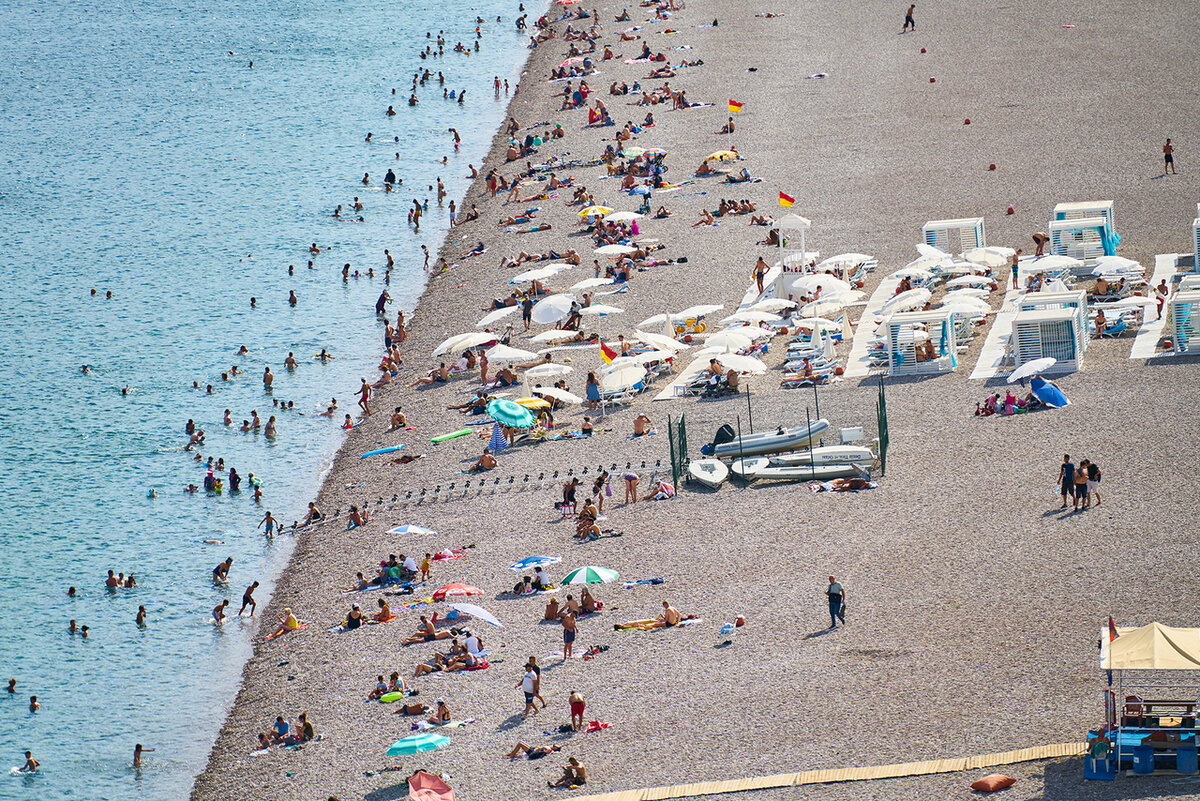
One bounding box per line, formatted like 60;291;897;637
288;290;298;306
264;416;276;438
224;409;232;425
133;744;154;768
310;243;320;254
67;586;76;597
69;620;78;634
213;599;229;623
239;581;259;616
317;399;338;417
136;606;147;626
21;751;38;773
81;364;91;374
258;511;278;537
343;414;355;429
316;349;334;362
29;696;40;713
213;557;233;582
284;352;298;370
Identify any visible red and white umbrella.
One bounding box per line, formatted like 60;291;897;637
432;583;482;601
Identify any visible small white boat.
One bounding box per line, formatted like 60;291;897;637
768;445;874;466
732;457;865;482
704;419;830;458
687;458;728;489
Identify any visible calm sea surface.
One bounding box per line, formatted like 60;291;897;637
0;0;534;796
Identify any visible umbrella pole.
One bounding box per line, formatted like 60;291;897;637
746;381;753;433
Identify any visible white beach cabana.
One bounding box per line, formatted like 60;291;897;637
1167;289;1200;353
922;217;986;256
885;310;957;375
1018;290;1089;358
1011;308;1082;373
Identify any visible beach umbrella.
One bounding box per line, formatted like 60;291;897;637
704;330;753;350
562;565;620;584
433;332;495;356
486;398;536;428
487;422;509;451
637;312;678;328
628;185;652;196
822;331;837;362
715;353;767;374
963;246;1013;268
877;288;931;316
892;265;934;281
815;253;873;271
578;205;612;218
801;297;847;318
789;274;852;295
720;310;782;325
901;255;947;274
945;287;989;299
1008;357;1056;384
1093;255;1142;274
570;277;614;292
789;317;841;332
432;583;483;601
531;386;583;405
749;298;798;312
525;362;573;378
941;296;991;314
608;350;674;368
598;363;645;391
530;330;581;344
408;770;455;801
559;56;584;67
531;294;575;324
621;146;647;158
448;602;503;627
634;330;688;351
677;304;724;319
388;524;437;536
642;148;668;157
594;244;636;256
944;261;989;275
1107;296;1155;310
603;211;643;223
945;275;992;288
916;242;952;260
511;265;571;284
580;303;623;316
484;344;538;362
1030;254;1082;272
509;555;562;571
477;306;521;328
707;150;738;161
387;733;450;757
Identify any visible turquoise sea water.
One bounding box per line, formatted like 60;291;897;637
0;0;533;796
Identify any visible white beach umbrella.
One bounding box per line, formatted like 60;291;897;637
945;287;989;299
603;211;644;223
511;264;571;283
531;386;583;405
1008;357;1056;383
877;288;932;316
944;262;990;275
634;330;688;352
916;242;952;260
941;296;991;314
789;275;852;295
963;246;1014;268
902;255;948;274
485;344;538;362
580;303;624;316
531;294;575;325
801;297;847;318
1030;254;1082;272
676;304;724;319
1093;255;1141;273
1107;296;1155;310
749;298;798;312
789;317;841;332
703;330;753;350
570;277;615;292
945;275;993;289
822;332;837;362
816;252;873;271
477;306;522;328
608;350;674;368
531;330;582;344
637;312;676;328
714;353;767;374
433;331;495;356
598;363;645;391
724;324;773;339
720;310;782;325
892;266;934;281
525;363;573;378
594;244;636;256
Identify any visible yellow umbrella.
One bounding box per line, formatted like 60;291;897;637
578;205;612;217
707;150;739;161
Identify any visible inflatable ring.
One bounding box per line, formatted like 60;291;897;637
695;321;707;333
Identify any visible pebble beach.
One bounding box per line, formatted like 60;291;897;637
193;0;1200;799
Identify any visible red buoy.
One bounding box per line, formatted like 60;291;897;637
988;163;997;171
964;118;971;124
929;77;936;83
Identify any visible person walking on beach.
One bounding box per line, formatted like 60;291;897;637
358;378;371;415
239;581;260;616
1058;454;1075;509
1087;460;1102;507
752;256;769;294
1164;139;1176;175
901;3;915;32
826;576;845;628
516;665;538;718
1010;249;1023;289
1074;459;1089;511
561;608;578;659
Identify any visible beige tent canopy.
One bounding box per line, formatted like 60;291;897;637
1100;622;1200;670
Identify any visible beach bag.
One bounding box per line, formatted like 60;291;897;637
969;774;1015;792
604;483;612;497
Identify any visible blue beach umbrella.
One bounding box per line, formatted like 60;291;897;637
388;524;437;536
386;732;450;757
488;422;509;452
486;398;535;429
509;555;562;571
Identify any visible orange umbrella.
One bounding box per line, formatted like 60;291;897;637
432;583;482;601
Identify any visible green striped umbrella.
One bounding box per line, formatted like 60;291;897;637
562;565;620;585
386;732;450;756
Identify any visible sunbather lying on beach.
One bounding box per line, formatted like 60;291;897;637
401;615;453;645
506;741;562;759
